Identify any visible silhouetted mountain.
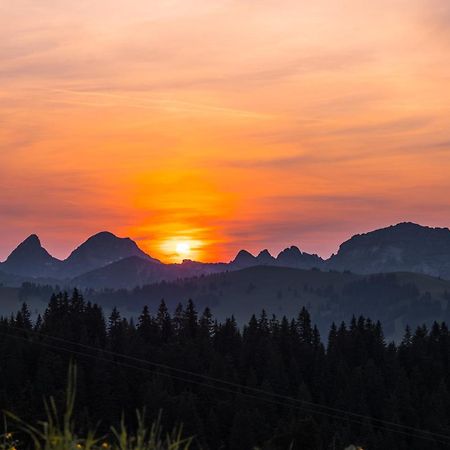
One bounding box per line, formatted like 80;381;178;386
1;235;62;278
230;247;322;269
328;222;450;278
256;249;276;265
231;249;256;268
276;245;324;268
71;256;169;289
62;231;160;277
66;243;323;288
4;222;450;287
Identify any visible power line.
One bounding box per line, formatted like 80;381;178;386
7;326;449;441
2;326;450;445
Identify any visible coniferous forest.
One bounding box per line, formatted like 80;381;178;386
2;290;450;449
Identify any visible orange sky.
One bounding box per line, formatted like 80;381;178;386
1;0;450;262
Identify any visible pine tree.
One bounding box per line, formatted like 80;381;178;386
156;299;173;342
15;302;32;330
182;299;198;339
297;307;313;345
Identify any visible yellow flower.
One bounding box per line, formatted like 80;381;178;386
76;444;83;449
101;443;110;449
5;433;12;439
11;446;17;450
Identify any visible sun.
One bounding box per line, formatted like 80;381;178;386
175;241;191;257
159;237;203;262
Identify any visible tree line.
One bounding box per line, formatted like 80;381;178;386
1;290;450;449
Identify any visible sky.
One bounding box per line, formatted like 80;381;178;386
1;0;450;263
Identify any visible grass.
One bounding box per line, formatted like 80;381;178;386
1;364;193;450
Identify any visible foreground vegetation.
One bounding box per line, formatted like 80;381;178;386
2;290;450;449
1;364;192;450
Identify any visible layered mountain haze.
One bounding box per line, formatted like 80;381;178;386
71;256;168;290
2;222;450;289
4;265;450;342
3;222;450;341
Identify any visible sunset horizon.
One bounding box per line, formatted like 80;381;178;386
2;0;450;265
1;219;450;264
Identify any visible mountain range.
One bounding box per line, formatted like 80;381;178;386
2;222;450;289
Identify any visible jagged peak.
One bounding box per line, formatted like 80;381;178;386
277;245;302;259
3;233;58;269
20;234;42;247
232;249;255;263
257;249;273;258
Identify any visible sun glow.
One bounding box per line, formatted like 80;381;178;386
157;237;206;263
175;241;191;257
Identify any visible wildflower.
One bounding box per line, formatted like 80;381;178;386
101;443;110;449
76;444;83;449
5;433;12;439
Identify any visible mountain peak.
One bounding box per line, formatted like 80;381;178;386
92;230;121;238
276;245;323;269
276;245;303;263
277;245;302;258
232;249;256;266
7;234;45;259
234;249;254;258
63;231;159;277
13;234;43;253
22;234;41;246
2;234;60;277
329;222;450;278
256;249;275;264
84;231;128;244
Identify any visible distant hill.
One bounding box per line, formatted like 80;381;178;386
328;222;450;278
72;256;229;289
71;256;170;289
11;265;450;341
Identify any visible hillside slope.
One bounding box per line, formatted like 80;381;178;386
86;266;450;340
328;222;450;278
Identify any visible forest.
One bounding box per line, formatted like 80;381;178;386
1;290;450;449
13;269;450;343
